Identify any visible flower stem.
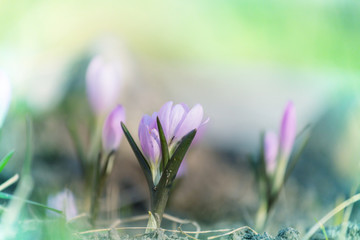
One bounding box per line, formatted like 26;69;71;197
90;153;102;226
150;186;171;228
272;155;287;195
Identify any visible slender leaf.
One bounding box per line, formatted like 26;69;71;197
156;117;169;173
0;192;62;214
157;129;196;189
0;151;14;174
295;123;311;140
121;122;154;189
284;128;311;182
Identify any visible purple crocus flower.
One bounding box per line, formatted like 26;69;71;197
86;56;123;116
264;131;278;174
138;102;208;183
47;189;78;221
279;101;296;160
263;101;296;176
102;105;126;153
0;70;11;128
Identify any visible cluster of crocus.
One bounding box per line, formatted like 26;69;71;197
0;70;11;129
72;55;210;228
121;101;208;228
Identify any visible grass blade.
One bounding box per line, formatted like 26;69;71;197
157;117;170;173
121;122;154;189
0;150;14;174
0;192;62;214
303;193;360;240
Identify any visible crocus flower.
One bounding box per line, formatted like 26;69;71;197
138;102;208;183
47;189;78;221
102;105;126;153
86;55;123;116
0;70;11;128
263;101;296;176
264;131;278;174
279;101;296;160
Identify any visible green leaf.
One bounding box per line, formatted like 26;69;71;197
157;129;196;189
156;117;170;173
0;192;62;214
0;150;14;174
284;126;311;182
121;122;154;189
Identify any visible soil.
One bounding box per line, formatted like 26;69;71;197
77;223;360;239
78;227;300;240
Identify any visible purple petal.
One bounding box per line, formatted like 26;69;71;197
150;128;161;161
102;105;126;152
86;56;122;115
168;104;187;141
138;117;152;158
150;112;158;130
158;101;173;141
175;104;204;140
192;117;209;144
0;70;11;128
264;131;278;174
181;103;190;112
138;115;160;162
279;101;296;160
177;159;187;177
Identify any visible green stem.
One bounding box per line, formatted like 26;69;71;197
88;117;103;162
90;151;115;225
149;186;171;228
255;198;268;231
90;153;102;226
271;155;287;196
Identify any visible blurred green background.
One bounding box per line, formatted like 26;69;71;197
1;0;360;234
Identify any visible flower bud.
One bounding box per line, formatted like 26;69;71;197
102;105;126;152
86;56;122;115
279;101;296;160
264;131;278;174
